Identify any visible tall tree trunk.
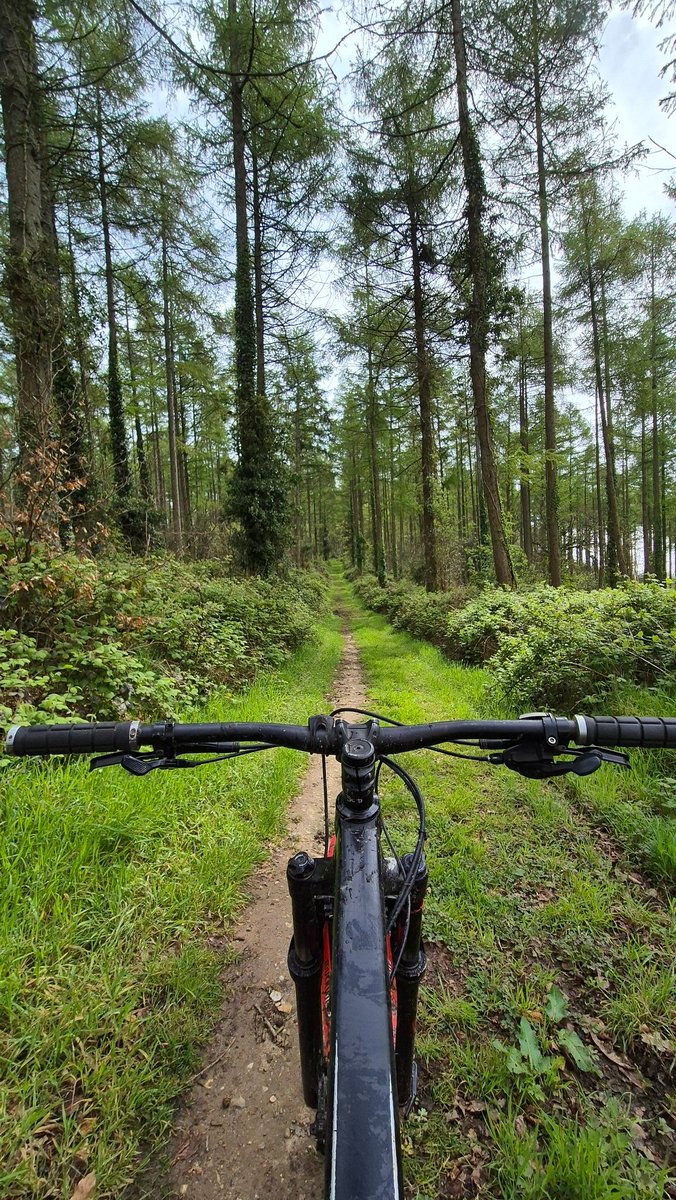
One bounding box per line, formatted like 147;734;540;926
407;197;438;591
451;0;515;587
0;0;60;548
594;389;604;585
587;268;623;586
294;387;303;565
228;0;285;573
388;396;398;578
174;340;192;534
518;348;533;563
96;87;132;527
66;199;95;473
160;187;183;554
40;138;89;546
650;260;663;580
365;260;385;584
252;149;266;400
532;1;561;585
599;273;628;578
640;407;651;578
124;294;151;504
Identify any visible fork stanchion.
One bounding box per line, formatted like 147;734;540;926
393;853;428;1107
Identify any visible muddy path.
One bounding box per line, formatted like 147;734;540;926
161;625;366;1200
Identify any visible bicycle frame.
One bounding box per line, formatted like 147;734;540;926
287;725;427;1199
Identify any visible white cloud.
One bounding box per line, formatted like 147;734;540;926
600;8;676;217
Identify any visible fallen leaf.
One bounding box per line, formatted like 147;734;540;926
70;1172;96;1200
588;1032;630;1068
639;1029;674;1055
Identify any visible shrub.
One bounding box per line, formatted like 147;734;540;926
352;574;676;713
0;552;327;724
444;581;676;711
352;575;471;649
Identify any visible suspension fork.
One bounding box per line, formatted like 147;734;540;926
287;850;334;1108
385;853;428;1106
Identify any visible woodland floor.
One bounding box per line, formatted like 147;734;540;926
142;577;675;1200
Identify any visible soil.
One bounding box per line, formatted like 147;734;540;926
159;626;367;1200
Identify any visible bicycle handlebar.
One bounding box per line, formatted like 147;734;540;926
6;713;676;759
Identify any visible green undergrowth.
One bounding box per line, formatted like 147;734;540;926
336;578;675;1200
352;572;676;711
0;550;328;723
0;618;341;1199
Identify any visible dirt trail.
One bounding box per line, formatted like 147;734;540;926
163;624;366;1200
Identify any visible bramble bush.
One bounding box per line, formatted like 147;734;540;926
445;582;676;711
0;551;327;724
353;575;676;712
352;575;472;650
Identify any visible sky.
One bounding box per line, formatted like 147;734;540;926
311;2;676;219
599;7;676;218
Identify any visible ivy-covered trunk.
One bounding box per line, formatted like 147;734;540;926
227;0;287;574
0;0;60;549
407;196;438;592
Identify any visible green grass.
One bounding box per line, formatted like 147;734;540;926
336;578;675;1200
0;617;341;1199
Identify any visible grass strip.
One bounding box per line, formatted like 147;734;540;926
0;617;341;1199
336;578;674;1200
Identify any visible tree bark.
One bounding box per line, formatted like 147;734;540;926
532;0;561;586
451;0;515;587
407;197;438;591
649;257;663;579
0;0;60;547
96;87;132;523
518;351;533;563
160;179;183;554
599;273;628;578
252;149;266;400
365;260;385;584
587;267;624;586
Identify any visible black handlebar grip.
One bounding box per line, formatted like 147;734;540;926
5;721;139;757
577;715;676;748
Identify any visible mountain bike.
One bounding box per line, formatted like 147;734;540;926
6;710;675;1199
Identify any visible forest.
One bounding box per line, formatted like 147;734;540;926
1;1;675;1199
1;0;676;592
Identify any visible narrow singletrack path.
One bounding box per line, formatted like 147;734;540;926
163;622;367;1200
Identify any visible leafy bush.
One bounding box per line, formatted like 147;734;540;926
0;551;327;724
445;582;676;711
352;575;471;649
353;574;676;712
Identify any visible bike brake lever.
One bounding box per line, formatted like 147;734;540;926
489;743;630;779
90;752;190;775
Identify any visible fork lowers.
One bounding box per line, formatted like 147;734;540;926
391;852;428;1106
287;851;334;1107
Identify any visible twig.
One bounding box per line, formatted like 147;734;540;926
253;1002;281;1041
189;1039;235;1084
